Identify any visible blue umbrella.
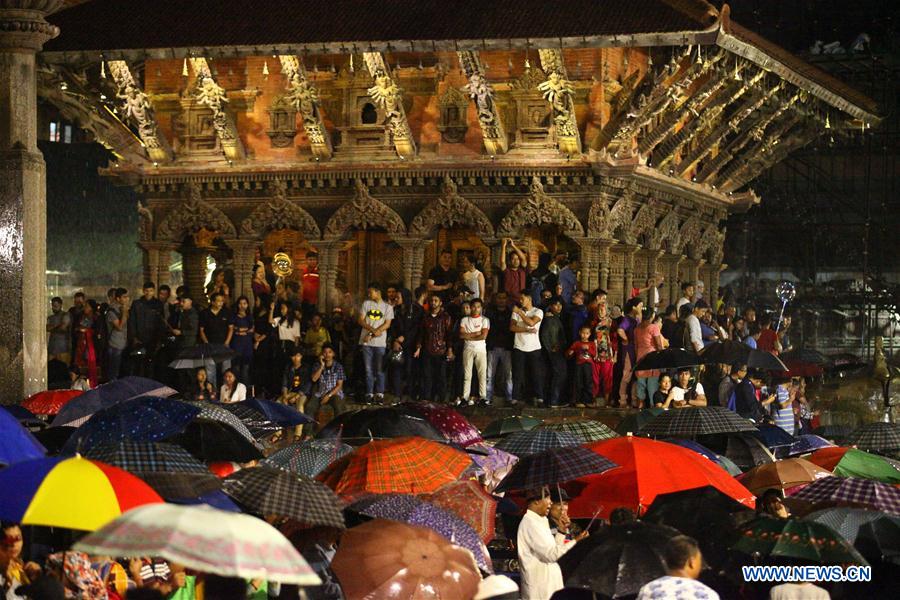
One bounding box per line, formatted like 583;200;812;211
664;439;743;476
62;397;200;453
2;405;37;421
777;434;836;458
170;490;242;513
0;406;45;466
751;424;796;449
52;377;177;427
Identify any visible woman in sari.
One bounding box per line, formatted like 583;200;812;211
74;300;99;388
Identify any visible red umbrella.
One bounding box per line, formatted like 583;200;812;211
400;402;483;448
22;390;83;416
422;479;497;544
782;359;824;378
566;436;756;519
806;447;854;472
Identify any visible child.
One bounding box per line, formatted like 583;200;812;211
593;319;616;406
566;326;598;407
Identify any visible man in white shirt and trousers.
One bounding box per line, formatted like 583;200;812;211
517;487;587;599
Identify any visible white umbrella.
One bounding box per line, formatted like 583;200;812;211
73;504;321;586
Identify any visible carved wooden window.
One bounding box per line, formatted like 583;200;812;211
267;96;299;148
361;103;378;125
437;86;469;144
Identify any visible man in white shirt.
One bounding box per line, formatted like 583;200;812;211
637;535;720;600
685;299;709;353
670;368;707;408
517;487;586;600
459;298;490;406
510;294;544;406
675;281;695;314
358;283;394;404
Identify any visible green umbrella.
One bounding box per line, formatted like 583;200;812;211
832;450;900;485
615;408;665;436
733;516;869;565
481;416;542;439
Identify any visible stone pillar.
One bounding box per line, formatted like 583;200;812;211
0;3;60;400
596;240;613;293
228;239;256;301
396;237;428;292
660;254;685;306
317;239;343;311
572;237;598;292
140;244;160;287
181;246;210;309
156;245;174;288
621;244;639;306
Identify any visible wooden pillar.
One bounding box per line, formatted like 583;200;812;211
572;237;598;293
317;239;343;311
396;237;428;292
181;246;209;309
156;245;175;288
622;244;639;306
597;240;613;293
228;239;256;301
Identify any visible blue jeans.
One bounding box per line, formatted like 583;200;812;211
107;347;124;380
636;375;660;408
361;346;386;395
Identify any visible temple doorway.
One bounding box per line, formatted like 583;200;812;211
337;230;403;301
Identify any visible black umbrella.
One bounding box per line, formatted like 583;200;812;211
805;508;900;564
847;422;900;453
316;407;445;445
168;343;237;369
633;348;702;371
781;348;831;366
51;376;177;427
640;407;757;437
813;424;854;442
700;340;750;365
560;521;680;598
723;432;776;471
167;403;265;462
31;426;76;456
747;350;788;371
643;487;755;569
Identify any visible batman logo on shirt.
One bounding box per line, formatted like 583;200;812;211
366;309;384;320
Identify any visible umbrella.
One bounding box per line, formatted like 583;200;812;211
494;429;581;456
733;515;869;565
847;422;900;453
0;455;162;530
400;402;483;447
223;466;345;529
0;404;45;466
316;407;446;444
32;426;76;456
559;521;680;598
170;402;265;463
81;441;221;500
782;359;825;378
52;376;177;427
263;439;353;477
641;407;756;437
789;476;900;515
633;348;701;371
782;348;831;365
170;490;242;513
466;443;519;493
700;340;750;365
494;446;618;493
807;447;900;484
538;419;619;443
168;343;236;369
423;480;497;544
349;494;491;572
62;397;201;454
643;487;755;569
805;508;900;564
615;408;665;435
331;519;480;599
663;439;743;476
737;459;833;496
752;423;797;449
778;434;836;458
22;389;82;416
218;398;313;439
565;436;756;519
747;350;788;371
722;432;776;470
317;437;471;498
813;424;854;442
73;504;320;585
481;415;542;438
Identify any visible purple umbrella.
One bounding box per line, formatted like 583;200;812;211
350;494;492;572
467;443;519;492
790;476;900;515
777;434;836;458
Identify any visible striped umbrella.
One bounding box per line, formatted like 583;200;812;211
263;439;353;477
539;420;619;443
494;429;580;457
789;476;900;515
495;446;618;492
847;422;900;453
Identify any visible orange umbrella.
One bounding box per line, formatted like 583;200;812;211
332;519;480;599
566;436;756;519
423;479;497;544
737;458;833;496
317;437;470;498
22;390;83;416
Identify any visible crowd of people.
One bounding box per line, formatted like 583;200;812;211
47;243;808;429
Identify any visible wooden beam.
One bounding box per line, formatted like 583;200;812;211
188;57;244;161
278;55;332;160
589;68;642;152
106;60;171;162
457;50;508;155
538;48;581;155
362;51;416;158
716;111;804;191
727;125;819;191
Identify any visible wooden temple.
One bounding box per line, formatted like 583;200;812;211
37;0;880;312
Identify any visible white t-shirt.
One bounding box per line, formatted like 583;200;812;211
359;300;394;348
769;583;830;600
273;316;300;343
512;308;543;352
671;382;705;403
462;268;483;299
220;382;247;403
460;315;490;352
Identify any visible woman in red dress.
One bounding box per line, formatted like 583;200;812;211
74;300;99;388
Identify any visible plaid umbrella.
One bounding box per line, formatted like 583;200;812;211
733;515;868;565
169;403;265;463
317;408;445;444
400;402;482;447
808;447;900;484
481;416;542;439
423;480;497;544
633;348;701;371
52;377;177;427
494;429;580;456
805;508;900;564
847;422;900;453
777;434;836;458
722;432;776;471
494;446;618;492
640;407;756;437
789;476;900;515
737;458;833;496
751;423;797;449
466;443;518;493
349;494;491;572
223;466;344;529
317;437;471;498
263;439;353;477
616;408;665;435
539;419;619;443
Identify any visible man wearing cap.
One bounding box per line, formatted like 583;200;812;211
517;487;587;599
